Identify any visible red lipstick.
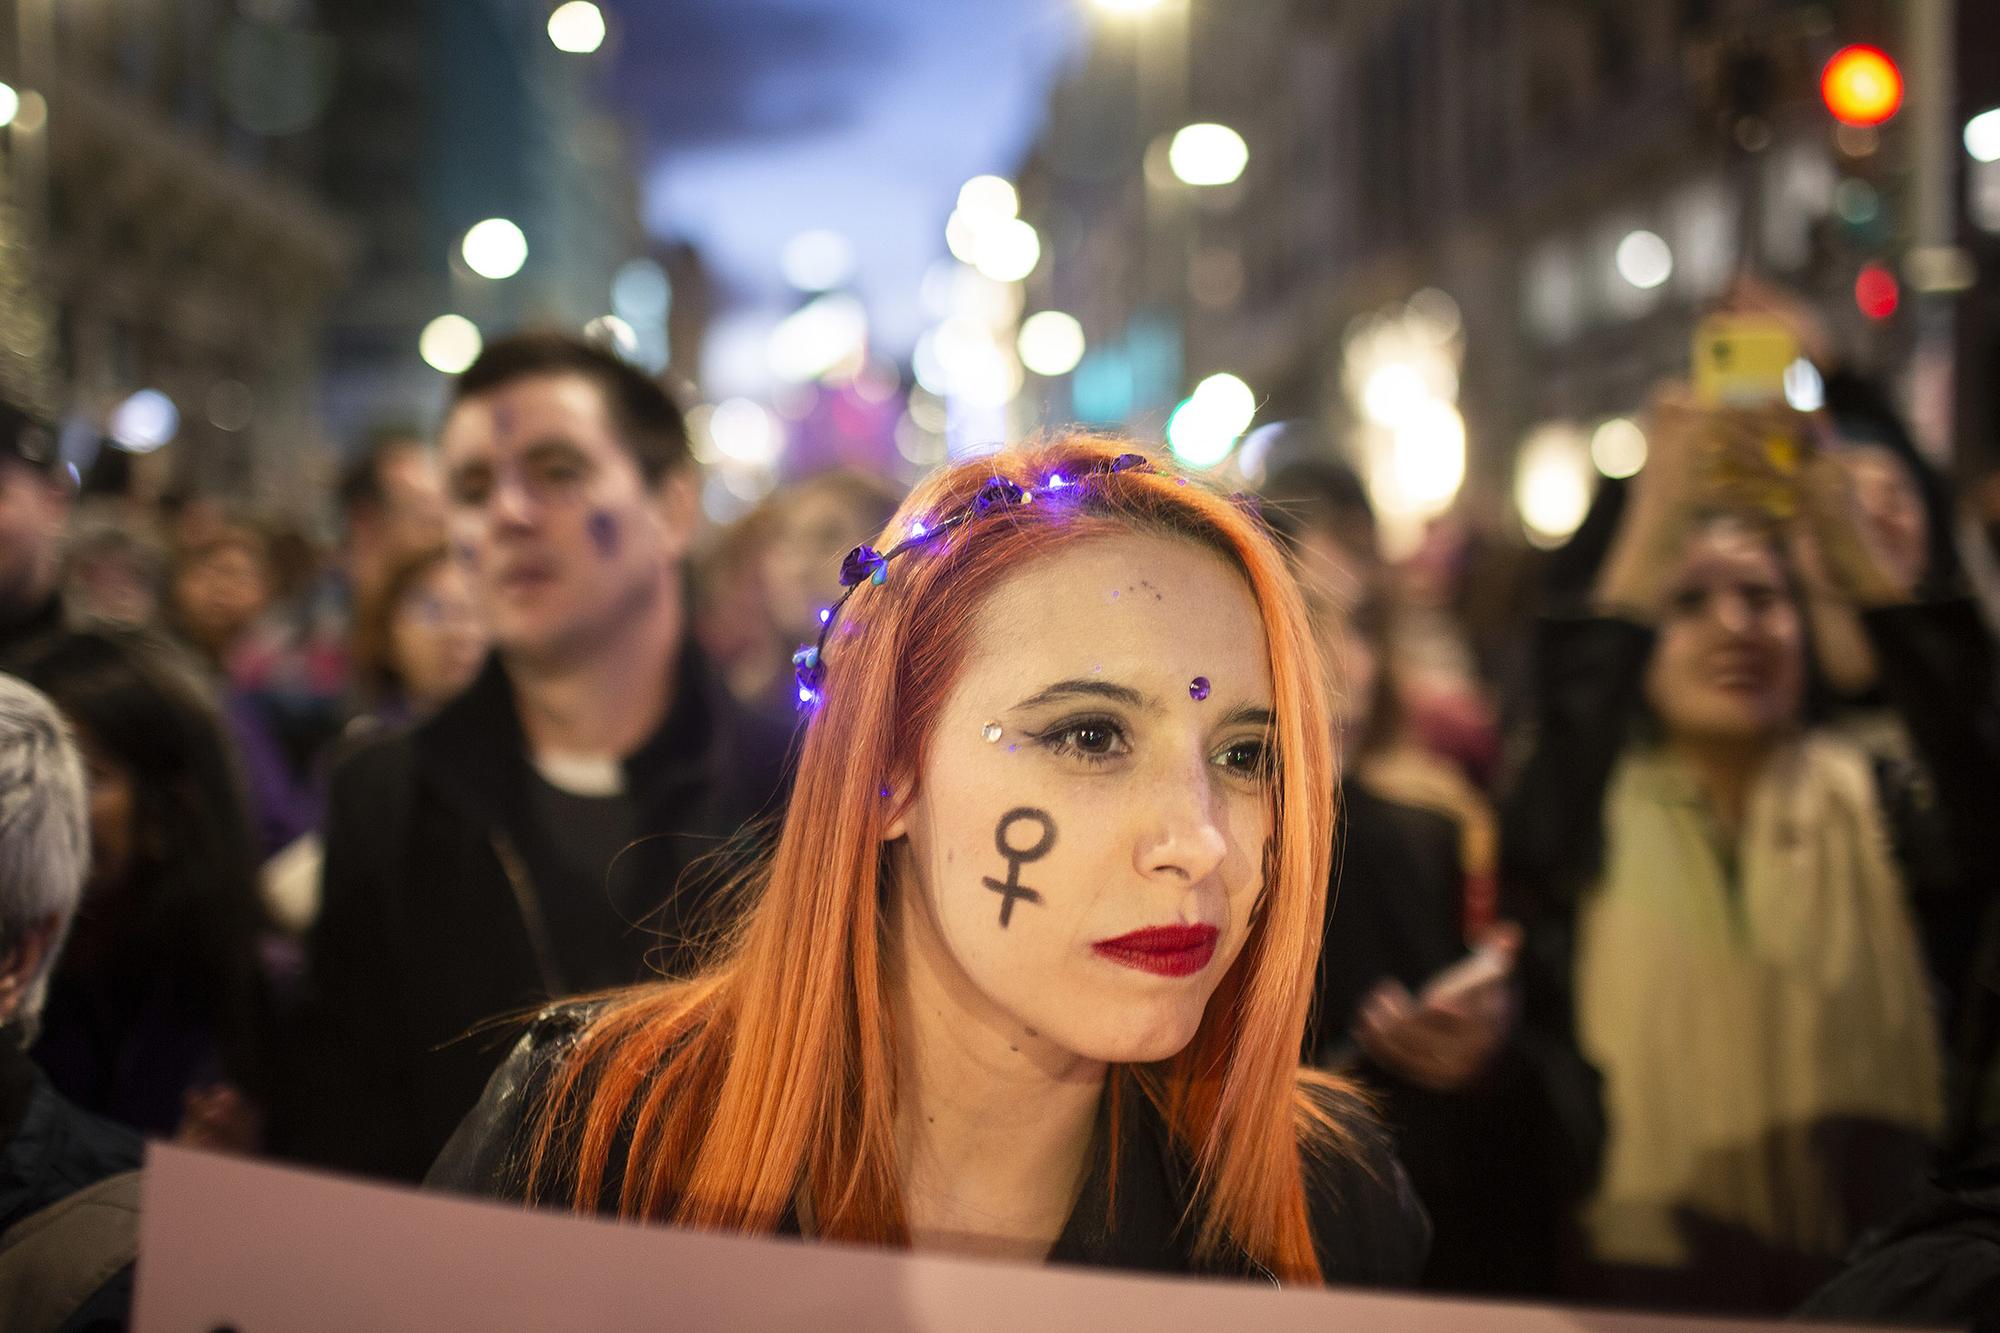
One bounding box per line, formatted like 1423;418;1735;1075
1092;924;1219;978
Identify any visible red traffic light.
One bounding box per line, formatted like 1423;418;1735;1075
1822;46;1903;127
1855;263;1900;321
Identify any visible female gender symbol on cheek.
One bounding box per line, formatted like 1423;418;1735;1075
984;807;1055;927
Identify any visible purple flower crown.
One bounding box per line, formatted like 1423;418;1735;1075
791;452;1153;710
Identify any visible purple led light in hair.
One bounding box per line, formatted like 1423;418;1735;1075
818;608;832;625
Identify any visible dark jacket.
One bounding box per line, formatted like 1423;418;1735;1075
427;1004;1432;1288
1796;1140;2000;1329
274;647;793;1183
0;1041;142;1331
1311;782;1601;1296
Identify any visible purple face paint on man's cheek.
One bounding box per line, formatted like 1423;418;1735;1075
587;509;619;558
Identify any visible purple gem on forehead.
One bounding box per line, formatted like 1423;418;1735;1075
1189;676;1211;701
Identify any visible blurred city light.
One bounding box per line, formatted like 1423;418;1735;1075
768;294;868;383
108;390;179;454
1966;109;2000;164
1091;0;1167;12
943;211;982;265
1168;123;1248;187
957;175;1020;220
611;258;670;319
1017;311;1086;376
419;315;482;374
460;218;527;280
1821;45;1903;128
1589;417;1648;479
780;229;857;292
1784;358;1826;412
1166;373;1257;469
1516;425;1594;547
547;1;606;54
1614;230;1673;290
971;217;1041;283
0;82;19;129
1389;401;1467;511
1362;364;1431;425
708;398;782;466
1855;262;1900;320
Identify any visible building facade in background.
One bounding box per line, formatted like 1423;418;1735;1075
1017;0;1985;553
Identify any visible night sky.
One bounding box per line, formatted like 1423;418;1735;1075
599;0;1082;387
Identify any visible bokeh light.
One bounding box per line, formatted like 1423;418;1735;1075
1966;108;2000;164
1614;230;1673;290
1017;311;1086;377
780;230;857;292
957;175;1019;220
1589;417;1648;479
1389;401;1467;510
547;1;607;54
971;217;1041;283
767;294;868;382
708;398;782;466
1821;45;1903;128
460;218;527;280
109;390;179;454
1166;373;1257;468
0;82;20;129
1168;123;1248;187
419;315;482;374
1516;424;1594;546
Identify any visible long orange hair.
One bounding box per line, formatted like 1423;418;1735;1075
524;435;1353;1282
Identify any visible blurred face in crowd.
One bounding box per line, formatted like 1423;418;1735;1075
1838;444;1928;593
376;444;449;562
762;484;889;645
172;534;275;657
1645;520;1804;745
0;459;67;618
1291;527;1384;740
887;534;1275;1066
74;728;136;896
389;558;488;710
441;373;694;667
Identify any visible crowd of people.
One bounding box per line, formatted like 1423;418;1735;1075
2;295;1999;1327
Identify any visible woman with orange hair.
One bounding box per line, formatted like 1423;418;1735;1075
429;438;1429;1285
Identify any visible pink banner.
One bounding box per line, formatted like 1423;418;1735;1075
133;1144;1913;1332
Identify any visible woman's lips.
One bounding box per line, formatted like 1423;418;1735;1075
1091;924;1219;978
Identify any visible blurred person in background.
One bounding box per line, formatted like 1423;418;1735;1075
1266;459;1600;1296
167;516;278;675
349;542;489;730
0;675;140;1331
337;426;448;619
0;401;70;663
167;516;322;859
1501;389;1997;1312
692;502;784;706
279;332;792;1183
60;507;166;628
12;627;270;1154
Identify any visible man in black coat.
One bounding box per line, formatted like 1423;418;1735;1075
277;334;793;1183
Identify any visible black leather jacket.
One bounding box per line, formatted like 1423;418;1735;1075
428;1004;1432;1287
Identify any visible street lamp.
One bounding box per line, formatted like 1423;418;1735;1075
1167;123;1248;187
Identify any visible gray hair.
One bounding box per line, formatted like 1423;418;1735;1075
0;673;88;1041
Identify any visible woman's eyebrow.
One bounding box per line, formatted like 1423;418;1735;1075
1011;679;1150;712
1220;705;1275;730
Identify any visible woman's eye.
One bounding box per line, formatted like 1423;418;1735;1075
1037;717;1128;763
1214;737;1273;780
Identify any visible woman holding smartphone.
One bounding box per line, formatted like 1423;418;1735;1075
1500;389;1996;1312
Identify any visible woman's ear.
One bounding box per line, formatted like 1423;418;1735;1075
880;777;914;842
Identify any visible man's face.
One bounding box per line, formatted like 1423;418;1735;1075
0;459;67;617
440;373;692;666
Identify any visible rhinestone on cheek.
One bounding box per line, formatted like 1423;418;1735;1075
982;721;1004;743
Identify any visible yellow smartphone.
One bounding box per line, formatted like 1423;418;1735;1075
1690;314;1810;518
1692;314;1799;406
